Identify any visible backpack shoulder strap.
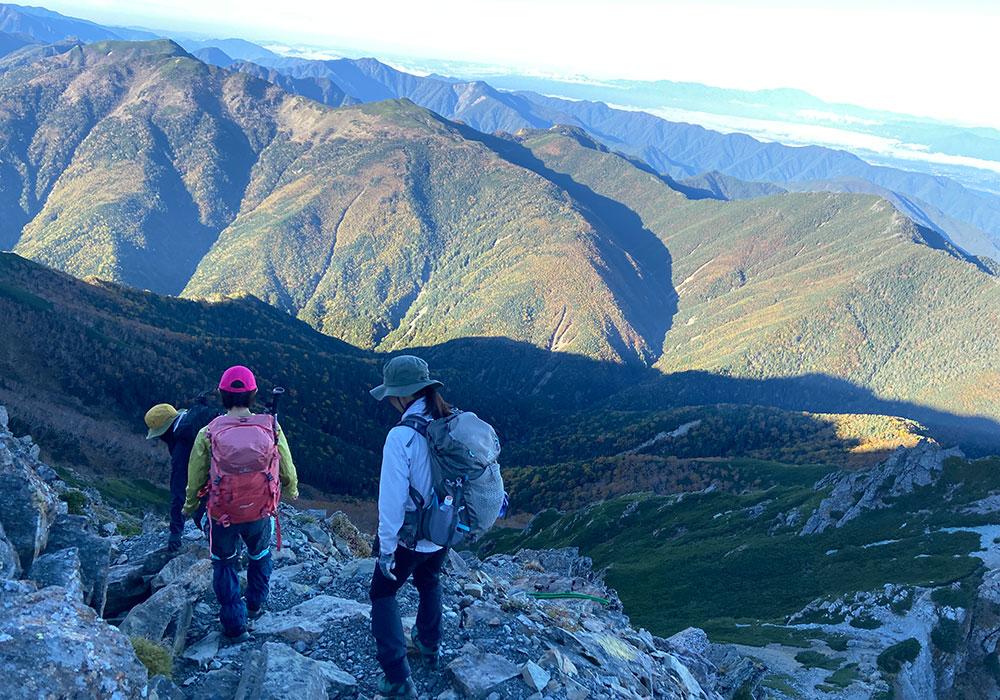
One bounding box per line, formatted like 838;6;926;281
396;415;429;447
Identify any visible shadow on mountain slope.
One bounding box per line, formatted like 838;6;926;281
2;252;998;504
439;119;679;362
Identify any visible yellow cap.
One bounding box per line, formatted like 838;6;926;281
144;404;179;439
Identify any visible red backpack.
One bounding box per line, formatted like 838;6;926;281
206;415;282;538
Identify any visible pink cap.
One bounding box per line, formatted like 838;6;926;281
219;365;257;393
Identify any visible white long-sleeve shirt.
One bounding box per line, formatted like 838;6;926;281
377;398;443;555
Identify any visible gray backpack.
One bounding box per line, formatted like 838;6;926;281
398;409;506;547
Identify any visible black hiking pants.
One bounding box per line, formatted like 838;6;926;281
369;544;447;683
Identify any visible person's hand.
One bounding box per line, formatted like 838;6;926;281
379;551;397;581
194;511;208;533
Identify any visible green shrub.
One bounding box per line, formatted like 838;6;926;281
849;614;881;629
794;650;844;670
825;634;850;652
59;491;88;515
890;589;914;616
931;618;962;654
130;637;172;679
932;584;976;609
877;638;921;674
824;663;861;688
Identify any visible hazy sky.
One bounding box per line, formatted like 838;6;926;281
42;0;1000;126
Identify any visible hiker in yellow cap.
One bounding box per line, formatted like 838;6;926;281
144;394;218;551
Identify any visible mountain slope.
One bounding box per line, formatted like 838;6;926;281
237;55;1000;260
0;40;665;365
0;3;157;42
510;127;1000;425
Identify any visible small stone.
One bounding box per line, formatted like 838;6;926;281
295;641;308;653
464;583;484;598
521;661;551;691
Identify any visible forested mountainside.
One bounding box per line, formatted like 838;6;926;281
3;40;1000;448
0;252;965;505
507;127;1000;424
0;40;667;366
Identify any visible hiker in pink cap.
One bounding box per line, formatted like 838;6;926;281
183;365;299;641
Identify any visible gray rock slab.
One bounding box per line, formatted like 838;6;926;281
192;668;241;700
0;520;20;580
105;562;150;620
151;551;200;591
0;586;147;699
45;514;111;615
120;558;212;654
253;595;371;643
0;443;62;570
522;660;551;691
448;652;521;699
182;630;221;667
301;522;333;549
28;546;84;602
235;641;356;700
148;674;185;700
0;578;36;606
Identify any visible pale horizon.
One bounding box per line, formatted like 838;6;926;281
30;0;1000;129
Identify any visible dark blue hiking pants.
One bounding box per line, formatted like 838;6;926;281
168;463;205;542
369;545;447;683
210;517;274;635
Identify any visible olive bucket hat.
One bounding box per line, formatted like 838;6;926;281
369;355;443;401
144;403;183;439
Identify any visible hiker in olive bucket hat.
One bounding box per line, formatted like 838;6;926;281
368;355;451;698
144;396;218;551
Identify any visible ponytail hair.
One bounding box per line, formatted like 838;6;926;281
419;385;453;420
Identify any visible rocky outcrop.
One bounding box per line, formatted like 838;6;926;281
0;520;19;580
44;514;111;614
0;585;148;699
0;402;743;700
801;440;962;535
0;410;65;569
28;546;84;602
119;558;213;654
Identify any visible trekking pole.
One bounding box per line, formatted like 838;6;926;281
265;387;285;417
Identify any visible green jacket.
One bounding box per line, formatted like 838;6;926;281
183;415;299;515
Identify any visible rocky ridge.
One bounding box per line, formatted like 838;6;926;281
0;404;736;699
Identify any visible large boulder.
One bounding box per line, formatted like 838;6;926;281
151;551;201;591
447;652;521;699
44;514;111;615
120;558;212;654
234;642;357;699
0;586;147;699
105;562;150;621
0;432;64;570
0;520;19;580
28;546;84;602
252;595;371;643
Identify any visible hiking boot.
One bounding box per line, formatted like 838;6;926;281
246;605;264;621
222;627;251;644
376;675;417;698
167;535;182;553
412;634;440;668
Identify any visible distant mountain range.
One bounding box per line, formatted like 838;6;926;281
2;2;999;264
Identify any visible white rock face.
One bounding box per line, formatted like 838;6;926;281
801;440;962;535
